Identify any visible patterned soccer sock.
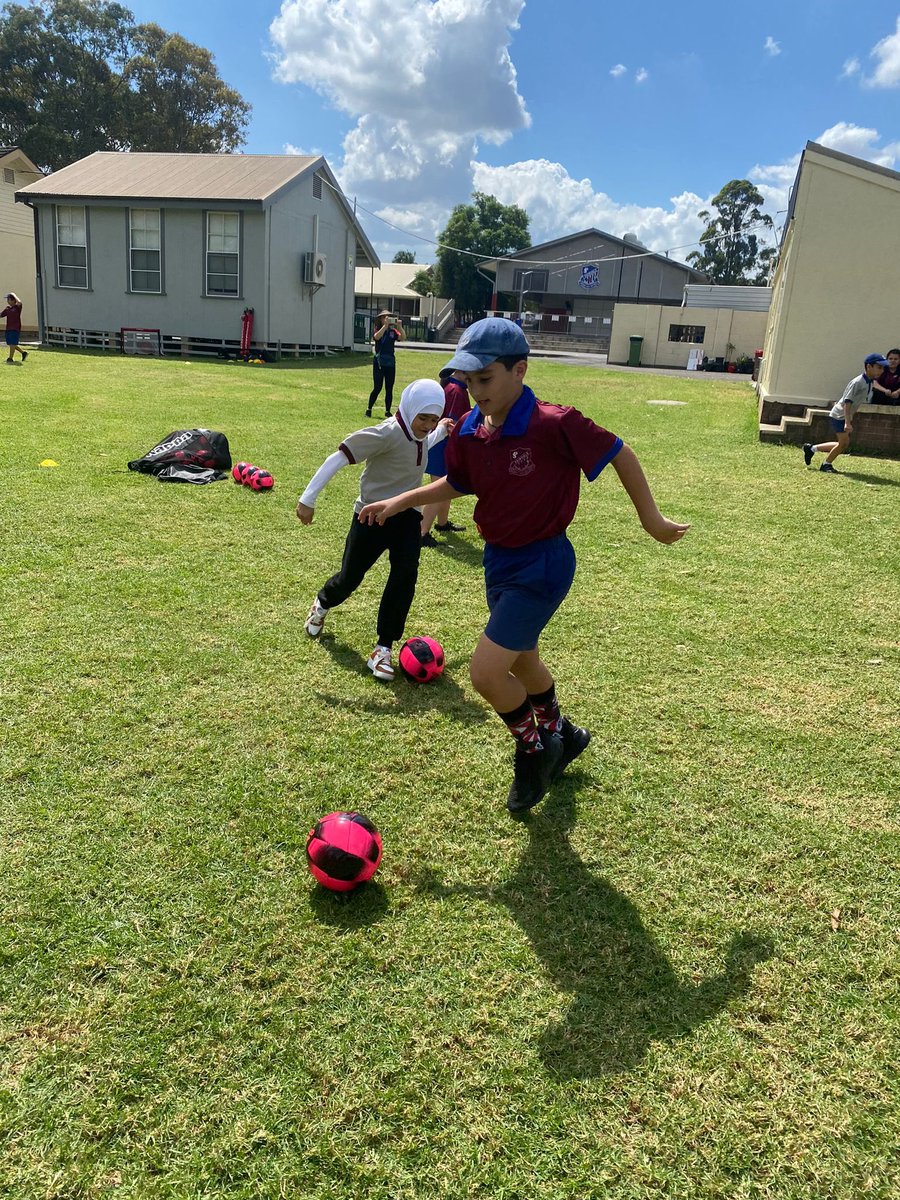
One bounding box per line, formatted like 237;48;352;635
529;683;562;735
497;698;543;754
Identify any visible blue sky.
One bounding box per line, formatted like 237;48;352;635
127;0;900;261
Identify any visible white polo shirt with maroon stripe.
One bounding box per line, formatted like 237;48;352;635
340;414;444;513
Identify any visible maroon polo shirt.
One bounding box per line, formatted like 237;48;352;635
441;377;471;423
444;385;623;548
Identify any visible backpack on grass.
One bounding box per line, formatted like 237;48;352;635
127;429;231;483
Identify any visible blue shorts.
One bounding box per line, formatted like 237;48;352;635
426;440;447;477
829;417;846;434
483;534;576;652
5;330;19;346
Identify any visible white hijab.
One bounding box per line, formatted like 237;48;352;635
398;379;444;437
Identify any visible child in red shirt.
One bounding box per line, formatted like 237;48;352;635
2;293;27;363
359;318;688;814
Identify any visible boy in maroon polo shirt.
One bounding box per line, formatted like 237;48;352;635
359;317;689;814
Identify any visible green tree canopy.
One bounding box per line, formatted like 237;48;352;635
436;192;530;323
686;180;776;285
407;265;435;297
391;249;416;263
0;0;250;170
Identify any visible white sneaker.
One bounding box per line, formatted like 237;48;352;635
367;645;395;681
304;599;328;638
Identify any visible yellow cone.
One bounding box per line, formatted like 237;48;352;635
40;459;59;467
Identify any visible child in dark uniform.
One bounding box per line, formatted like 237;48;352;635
421;367;472;546
359;318;688;813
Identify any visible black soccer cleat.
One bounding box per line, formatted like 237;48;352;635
802;443;814;466
554;717;591;777
435;521;466;533
506;733;563;814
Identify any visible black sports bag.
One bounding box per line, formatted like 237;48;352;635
127;429;232;476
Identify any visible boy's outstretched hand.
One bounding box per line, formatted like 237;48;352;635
358;497;402;526
296;501;315;525
644;514;690;544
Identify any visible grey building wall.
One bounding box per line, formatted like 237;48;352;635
33;171;361;348
494;232;697;308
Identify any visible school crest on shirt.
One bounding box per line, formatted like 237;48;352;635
509;447;535;476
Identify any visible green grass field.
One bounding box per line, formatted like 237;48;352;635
2;348;898;1199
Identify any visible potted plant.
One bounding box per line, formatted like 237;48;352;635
725;342;737;372
736;354;753;374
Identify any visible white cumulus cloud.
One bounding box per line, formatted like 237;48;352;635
609;63;627;78
635;67;649;83
866;17;900;87
764;36;781;56
471;158;708;257
841;56;860;78
269;0;529;226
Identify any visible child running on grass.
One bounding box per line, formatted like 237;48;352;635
803;352;888;473
297;379;449;682
359;317;689;812
2;293;27;363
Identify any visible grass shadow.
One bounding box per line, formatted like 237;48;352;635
422;534;485;570
419;786;772;1079
839;470;900;488
308;880;390;927
313;634;489;724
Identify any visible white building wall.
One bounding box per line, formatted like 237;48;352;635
2;155;42;328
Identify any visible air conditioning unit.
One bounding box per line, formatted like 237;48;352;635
303;251;327;286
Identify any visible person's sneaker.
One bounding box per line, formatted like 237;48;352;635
554;717;591;776
820;462;837;473
421;532;440;548
506;732;563;814
20;351;28;362
802;443;813;466
365;408;373;419
304;599;328;637
367;644;395;681
435;521;466;532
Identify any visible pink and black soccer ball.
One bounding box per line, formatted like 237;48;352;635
233;461;251;483
250;470;274;491
239;462;258;484
306;811;383;893
398;636;445;683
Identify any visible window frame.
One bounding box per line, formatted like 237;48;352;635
668;323;706;344
204;210;242;298
55;204;89;290
128;207;163;294
512;267;548;293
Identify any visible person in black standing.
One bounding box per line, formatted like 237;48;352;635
366;310;404;418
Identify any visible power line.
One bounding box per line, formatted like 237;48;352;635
320;173;778;269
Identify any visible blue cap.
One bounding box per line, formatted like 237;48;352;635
443;317;530;372
864;352;889;366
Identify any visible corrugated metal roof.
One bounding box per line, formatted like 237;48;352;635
683;284;772;311
17;151;319;203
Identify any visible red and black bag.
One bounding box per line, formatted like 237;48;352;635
127;424;232;475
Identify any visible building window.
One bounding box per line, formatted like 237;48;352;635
206;212;240;296
129;208;161;293
57;205;88;289
668;323;705;344
3;168;14;185
512;268;548;293
313;173;323;200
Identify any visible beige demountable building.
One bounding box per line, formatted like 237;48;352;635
1;146;43;332
758;141;900;456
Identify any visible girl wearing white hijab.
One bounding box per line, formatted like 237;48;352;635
297;379;449;681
